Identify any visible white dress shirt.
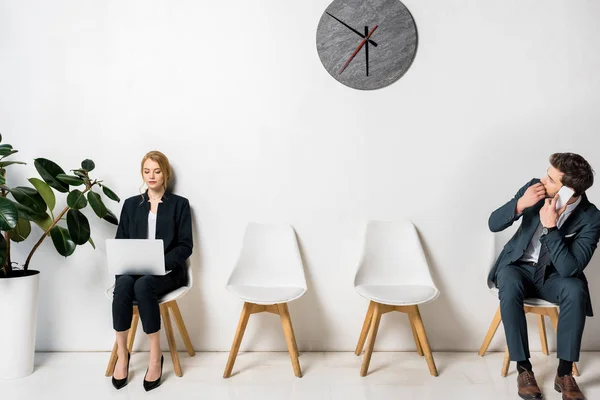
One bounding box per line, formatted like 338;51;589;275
147;211;157;240
147;211;170;274
519;195;582;263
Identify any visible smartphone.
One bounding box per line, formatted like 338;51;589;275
556;186;574;210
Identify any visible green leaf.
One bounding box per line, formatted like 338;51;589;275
0;196;19;230
0;175;5;185
88;236;96;249
72;170;87;179
0;160;25;167
34;158;69;193
0;150;19;158
28;178;56;212
50;226;76;257
87;191;108;218
32;212;52;231
12;202;46;222
102;186;120;203
67;189;88;209
103;209;118;225
66;209;90;245
13;202;36;221
81;159;95;172
56;174;84;186
10;218;31;242
10;186;47;214
0;144;14;156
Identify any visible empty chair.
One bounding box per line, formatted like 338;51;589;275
478;232;579;376
354;220;439;377
223;222;307;378
105;262;196;378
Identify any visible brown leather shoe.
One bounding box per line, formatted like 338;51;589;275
555;374;585;400
517;370;543;399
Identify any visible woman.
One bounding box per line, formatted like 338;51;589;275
111;151;192;391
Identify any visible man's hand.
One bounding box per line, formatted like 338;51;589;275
540;193;568;228
516;183;546;214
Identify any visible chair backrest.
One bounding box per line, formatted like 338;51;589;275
226;222;307;289
354;220;436;288
185;259;193;289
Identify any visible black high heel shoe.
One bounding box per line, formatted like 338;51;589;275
143;355;164;392
112;352;130;390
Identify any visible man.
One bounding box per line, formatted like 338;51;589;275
489;153;600;400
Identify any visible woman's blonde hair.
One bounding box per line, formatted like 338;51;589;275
141;151;172;190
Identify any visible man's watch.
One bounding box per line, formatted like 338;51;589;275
542;226;558;235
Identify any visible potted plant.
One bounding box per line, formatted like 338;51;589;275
0;133;120;379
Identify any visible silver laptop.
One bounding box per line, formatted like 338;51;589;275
106;239;166;275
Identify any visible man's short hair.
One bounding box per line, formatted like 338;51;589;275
550;153;594;197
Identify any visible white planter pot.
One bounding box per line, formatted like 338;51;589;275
0;270;40;379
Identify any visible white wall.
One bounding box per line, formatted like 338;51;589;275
2;0;600;352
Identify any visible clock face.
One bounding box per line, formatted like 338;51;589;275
316;0;418;90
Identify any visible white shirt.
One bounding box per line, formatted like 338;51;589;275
519;196;582;263
147;211;157;240
147;211;170;274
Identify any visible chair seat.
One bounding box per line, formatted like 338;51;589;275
488;288;558;308
226;285;306;305
104;285;190;304
355;284;439;306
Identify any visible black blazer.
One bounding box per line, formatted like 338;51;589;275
488;178;600;316
115;191;193;279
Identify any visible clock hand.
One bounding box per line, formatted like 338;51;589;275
339;25;378;75
365;26;369;77
326;12;378;47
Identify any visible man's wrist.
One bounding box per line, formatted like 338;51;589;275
515;201;524;215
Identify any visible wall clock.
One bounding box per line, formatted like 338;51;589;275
316;0;418;90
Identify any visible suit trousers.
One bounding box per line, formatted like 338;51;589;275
497;262;587;362
112;266;185;334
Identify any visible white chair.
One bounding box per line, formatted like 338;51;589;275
104;262;196;378
354;220;439;377
223;222;307;378
478;232;579;376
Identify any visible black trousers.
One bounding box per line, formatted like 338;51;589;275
497;262;587;362
112;266;185;334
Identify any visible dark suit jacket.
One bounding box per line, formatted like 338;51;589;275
115;191;193;282
488;178;600;317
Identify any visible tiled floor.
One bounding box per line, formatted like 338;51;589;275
1;352;599;399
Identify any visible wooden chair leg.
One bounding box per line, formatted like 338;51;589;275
293;339;300;359
355;301;375;356
105;307;139;377
479;306;502;356
276;303;299;360
223;302;252;378
360;302;382;377
284;305;300;360
277;303;302;378
168;301;196;356
537;314;549;355
409;315;424;356
408;305;438;377
105;341;118;376
160;303;182;377
501;347;510;377
546;307;580;376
